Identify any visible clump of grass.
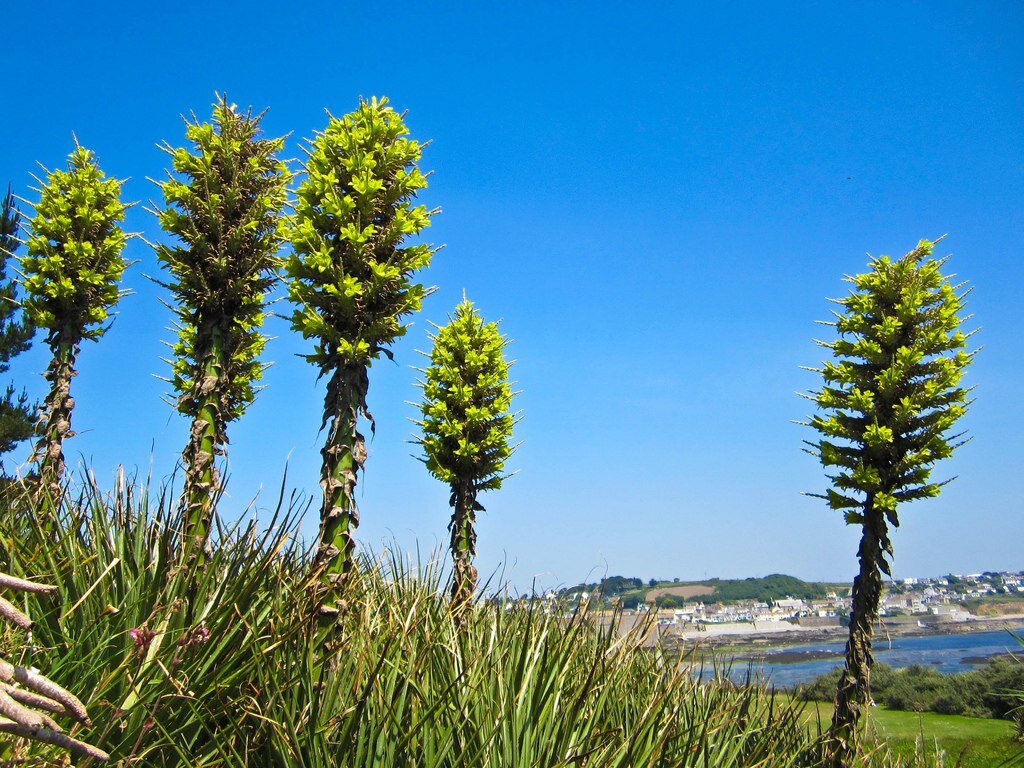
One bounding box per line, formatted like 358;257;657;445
259;554;825;767
0;472;309;764
0;472;950;767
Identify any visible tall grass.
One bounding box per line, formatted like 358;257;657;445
0;473;950;766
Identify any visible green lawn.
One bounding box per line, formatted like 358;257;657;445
800;700;1023;768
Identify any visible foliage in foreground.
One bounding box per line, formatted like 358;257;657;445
798;659;1024;721
0;565;107;759
0;476;853;767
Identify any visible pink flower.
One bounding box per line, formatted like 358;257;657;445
129;627;156;650
192;624;210;644
177;623;211;648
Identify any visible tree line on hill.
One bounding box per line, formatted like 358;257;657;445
559;573;833;608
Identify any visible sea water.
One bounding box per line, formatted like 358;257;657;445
707;626;1024;688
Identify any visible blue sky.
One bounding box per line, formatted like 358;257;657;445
3;2;1021;590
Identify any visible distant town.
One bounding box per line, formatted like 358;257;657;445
529;571;1024;635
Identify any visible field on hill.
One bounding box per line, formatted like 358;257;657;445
646;584;716;600
964;596;1024;617
643;574;836;605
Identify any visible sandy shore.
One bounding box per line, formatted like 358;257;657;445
605;611;1024;651
666;613;1024;650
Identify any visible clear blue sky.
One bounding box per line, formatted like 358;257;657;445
3;2;1021;591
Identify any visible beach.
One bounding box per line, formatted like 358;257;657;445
608;610;1024;653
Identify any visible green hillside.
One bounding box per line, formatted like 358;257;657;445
695;574;834;604
560;574;842;608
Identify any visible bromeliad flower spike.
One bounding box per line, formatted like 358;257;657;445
801;237;975;766
286;97;437;626
20;144;130;506
154;97;290;566
416;298;517;621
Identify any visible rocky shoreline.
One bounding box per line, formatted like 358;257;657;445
662;614;1024;654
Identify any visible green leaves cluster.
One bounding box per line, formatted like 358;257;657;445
805;239;973;533
418;299;515;492
155;100;291;422
20;146;128;341
287;97;434;369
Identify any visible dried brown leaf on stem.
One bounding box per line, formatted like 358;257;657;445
0;570;109;761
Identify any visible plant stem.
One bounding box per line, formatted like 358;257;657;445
449;479;478;622
312;361;368;624
829;493;885;767
181;322;226;568
33;330;80;512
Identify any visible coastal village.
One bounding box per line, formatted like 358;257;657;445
548;571;1024;641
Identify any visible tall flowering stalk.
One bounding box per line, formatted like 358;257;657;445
802;238;974;766
154;98;290;563
20;145;129;503
416;298;516;620
287;97;436;623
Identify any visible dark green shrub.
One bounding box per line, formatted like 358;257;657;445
657;594;689;609
799;655;1024;722
0;186;37;463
